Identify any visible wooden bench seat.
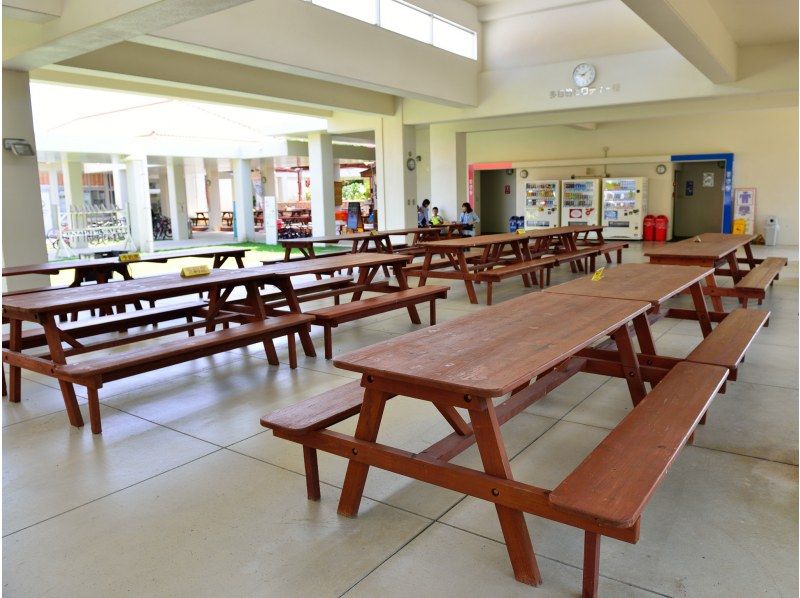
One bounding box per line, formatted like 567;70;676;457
307;285;449;359
474;257;556;305
551;247;601;273
549;361;729;529
3;284;69;296
734;257;787;306
686;308;770;380
4;315;314;434
2;300;209;351
261;379;369;499
582;241;629;264
261;250;352;265
260;276;353;304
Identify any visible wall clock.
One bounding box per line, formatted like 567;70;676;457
406;157;416;171
519;169;529;178
656;164;667;174
572;63;596;87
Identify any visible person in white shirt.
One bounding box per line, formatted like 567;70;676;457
458;202;479;236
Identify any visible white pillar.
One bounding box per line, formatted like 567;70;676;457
166;157;190;241
125;156;154;253
429;125;467;223
111;155;127;209
61;154;85;209
374;111;416;230
308;132;335;236
231;158;256;242
2;70;49;290
47;163;60;230
260;158;276;198
204;158;222;232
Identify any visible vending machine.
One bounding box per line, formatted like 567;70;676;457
524;180;560;229
601;177;648;239
560;179;600;226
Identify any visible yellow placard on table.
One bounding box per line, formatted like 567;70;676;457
516;228;526;235
370;229;377;236
118;252;141;263
694;236;702;243
591;267;605;281
180;265;211;278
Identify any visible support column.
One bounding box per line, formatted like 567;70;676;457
125;155;154;253
374;110;416;230
61;154;85;209
429;124;467;224
308;132;335;236
157;167;169;216
166;157;190;241
1;69;48;291
111;155;127;209
204;158;222;232
259;158;278;245
231;158;256;242
47;162;61;230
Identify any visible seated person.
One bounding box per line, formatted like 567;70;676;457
429;207;444;226
458;202;479;236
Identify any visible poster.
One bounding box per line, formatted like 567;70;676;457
702;172;714;187
733;188;756;234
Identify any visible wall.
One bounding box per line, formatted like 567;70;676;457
466;106;799;244
479;169;517;233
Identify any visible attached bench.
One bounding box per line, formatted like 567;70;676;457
260;276;354;306
551;247;601;273
2;300;209;351
261;250;352;266
261;379;367;500
306;285;449;359
402;249;486;276
549;361;729;595
578;241;629;264
686;308;770;381
474;257;556;305
3;315;314;434
734;257;787;306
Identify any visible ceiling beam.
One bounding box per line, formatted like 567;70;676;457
620;0;737;83
3;0;252;71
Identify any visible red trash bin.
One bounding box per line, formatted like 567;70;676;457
643;215;656;241
655;215;669;242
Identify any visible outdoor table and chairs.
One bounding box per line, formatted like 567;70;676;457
279;231;395;261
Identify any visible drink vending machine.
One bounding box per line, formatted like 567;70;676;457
601;178;648;239
560;179;600;226
524;180;560;229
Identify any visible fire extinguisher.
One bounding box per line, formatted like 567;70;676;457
643;215;656;241
655;215;669;242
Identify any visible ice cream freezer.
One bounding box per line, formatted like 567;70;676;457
524;180;560;229
601;177;648;240
560;179;600;226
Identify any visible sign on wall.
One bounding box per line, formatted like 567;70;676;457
702;172;715;187
733;188;756;234
685;180;694;196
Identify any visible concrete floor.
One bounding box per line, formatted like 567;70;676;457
3;242;797;597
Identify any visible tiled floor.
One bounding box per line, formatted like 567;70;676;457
4;243;798;597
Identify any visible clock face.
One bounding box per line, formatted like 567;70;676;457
519;169;528;179
406;157;416;171
572;63;596;87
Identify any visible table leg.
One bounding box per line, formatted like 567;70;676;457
457;249;479;304
393;263;421;325
41;313;84;428
689;281;713;337
244;281;279;365
510;240;532;287
613;323;647;406
272;278;317;358
632;313;660;387
417;250;434;287
703;273;725;315
7;319;22;403
583;531;601;598
743;242;757;270
283;246;292;262
338;388;390;517
470;398;541;586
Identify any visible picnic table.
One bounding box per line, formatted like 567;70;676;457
279;231;394;261
262;291;736;596
2;247;248;287
2;266;315;433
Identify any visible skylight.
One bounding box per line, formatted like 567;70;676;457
307;0;478;60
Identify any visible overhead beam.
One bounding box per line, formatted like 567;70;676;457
55;42;396;115
3;0;252;71
620;0;737;83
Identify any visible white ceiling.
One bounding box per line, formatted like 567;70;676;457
707;0;798;46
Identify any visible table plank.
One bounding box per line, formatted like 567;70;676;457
544;264;714;306
643;233;755;261
262;253;410;276
334;293;650;397
279;232;390;246
420;225;603;250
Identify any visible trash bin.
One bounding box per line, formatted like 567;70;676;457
764;215;779;246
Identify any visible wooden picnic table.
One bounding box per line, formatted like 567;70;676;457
2;247;248;287
545;263;716;336
279;231;394;261
644;233;758;311
320;292;654;591
409;225;603;303
2;266;317;429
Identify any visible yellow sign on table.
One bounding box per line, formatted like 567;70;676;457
180;265;211;278
516;228;526;235
118;253;141;262
591;267;605;281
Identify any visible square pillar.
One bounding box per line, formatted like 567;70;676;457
125;156;154;253
111;155;127;209
46;162;61;230
204;158;222;231
166;157;190;241
232;158;256;242
2;69;48;291
429;125;467;224
374;111;416;230
308;132;335;236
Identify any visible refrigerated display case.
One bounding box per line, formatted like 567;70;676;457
601;177;648;239
524;180;560;229
560;179;600;226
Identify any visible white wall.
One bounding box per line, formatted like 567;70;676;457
466;106;799;244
